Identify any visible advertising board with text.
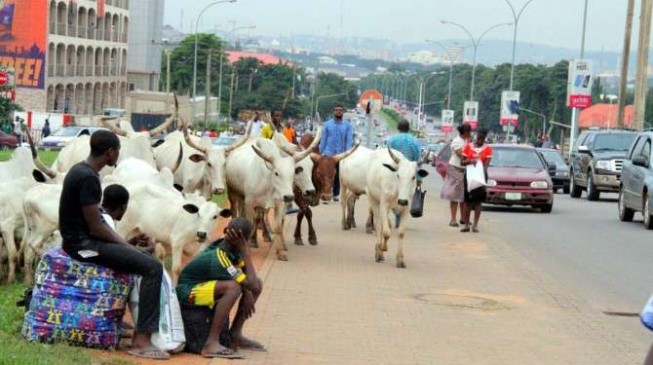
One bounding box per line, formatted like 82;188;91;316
463;101;478;130
441;109;454;133
500;91;520;127
567;59;593;109
0;67;15;101
0;0;47;89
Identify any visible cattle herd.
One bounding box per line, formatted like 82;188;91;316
0;103;429;287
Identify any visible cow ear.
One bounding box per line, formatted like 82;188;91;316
182;204;199;214
295;166;304;174
151;139;165;148
32;169;47;183
219;209;233;218
189;154;206;163
173;183;183;192
417;169;429;178
382;163;398;172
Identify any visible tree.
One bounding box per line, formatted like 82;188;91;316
314;72;357;118
162;33;225;95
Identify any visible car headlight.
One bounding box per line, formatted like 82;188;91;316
56;141;66;147
530;181;548;189
595;160;611;170
556;171;569;177
487;179;497;187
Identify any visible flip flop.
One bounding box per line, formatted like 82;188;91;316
449;222;459;227
472;228;480;233
127;347;171;360
202;348;245;359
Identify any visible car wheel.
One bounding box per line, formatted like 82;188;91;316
570;173;582;198
587;174;600;201
563;186;570;194
618;187;635;222
553;188;559;194
644;193;653;230
537;204;553;213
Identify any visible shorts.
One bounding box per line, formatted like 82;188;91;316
189;280;219;307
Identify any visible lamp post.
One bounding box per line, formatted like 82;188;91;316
192;0;237;125
425;40;469;110
419;71;446;126
314;93;346;122
503;0;536;91
217;24;255;122
441;20;512;101
569;0;590;155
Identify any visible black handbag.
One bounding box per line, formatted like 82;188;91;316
410;187;426;218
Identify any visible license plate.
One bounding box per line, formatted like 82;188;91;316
505;192;522;201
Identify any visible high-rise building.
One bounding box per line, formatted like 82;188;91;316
127;0;164;92
0;0;129;114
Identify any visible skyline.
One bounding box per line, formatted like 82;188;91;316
164;0;632;53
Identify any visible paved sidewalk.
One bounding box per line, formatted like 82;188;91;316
220;189;649;364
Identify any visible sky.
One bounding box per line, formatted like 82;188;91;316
164;0;632;52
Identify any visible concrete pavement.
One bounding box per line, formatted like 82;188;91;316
219;175;648;364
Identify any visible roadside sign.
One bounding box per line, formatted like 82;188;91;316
441;109;454;133
0;68;15;101
567;59;593;109
500;91;520;127
0;71;9;86
359;89;383;113
463;101;478;130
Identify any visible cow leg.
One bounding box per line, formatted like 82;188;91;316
341;185;351;230
1;226;17;284
369;199;384;263
396;209;407;269
261;209;273;243
23;244;36;286
294;209;304;246
272;203;288;261
247;205;259;248
349;194;358;229
170;243;185;283
379;203;391;253
306;207;318;246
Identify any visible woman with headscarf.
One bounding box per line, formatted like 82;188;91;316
440;123;472;227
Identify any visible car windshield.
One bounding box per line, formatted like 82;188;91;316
540;151;565;165
490;148;544;169
51;128;81;137
212;136;237;145
593;133;636;152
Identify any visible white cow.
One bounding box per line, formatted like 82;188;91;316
0;147;37;182
153;122;251;200
366;148;428;268
225;129;321;261
115;182;232;281
339;146;376;232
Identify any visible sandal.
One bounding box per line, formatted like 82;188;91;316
449;222;459;227
127;347;171;360
461;226;471;233
202;347;245;359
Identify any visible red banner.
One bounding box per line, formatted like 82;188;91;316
0;0;47;89
98;0;105;17
568;95;592;109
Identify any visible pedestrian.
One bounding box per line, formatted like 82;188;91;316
282;120;298;145
58;130;169;360
387;119;423;227
440;123;471;227
42;119;51;139
319;104;353;202
261;110;283;138
176;218;264;359
13;116;23;145
250;112;264;138
460;128;492;233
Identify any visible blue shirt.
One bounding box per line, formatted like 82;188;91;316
387;132;421;162
319;118;353;156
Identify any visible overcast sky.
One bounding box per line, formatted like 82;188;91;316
164;0;631;52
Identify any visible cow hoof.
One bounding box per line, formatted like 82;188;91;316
366;227;374;235
351;220;357;228
375;253;384;262
309;237;318;246
342;221;351;230
294;238;304;246
277;252;288;261
396;261;406;269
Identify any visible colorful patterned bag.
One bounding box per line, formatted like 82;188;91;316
22;247;133;349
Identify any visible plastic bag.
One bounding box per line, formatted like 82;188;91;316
641;293;653;331
465;161;486;192
130;270;185;351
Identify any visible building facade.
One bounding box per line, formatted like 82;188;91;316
127;0;164;92
5;0;129;115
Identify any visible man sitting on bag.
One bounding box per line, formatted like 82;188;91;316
176;218;264;359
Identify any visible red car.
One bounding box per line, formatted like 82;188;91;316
486;144;555;213
0;130;18;150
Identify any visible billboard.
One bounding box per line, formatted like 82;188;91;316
441;109;454;133
500;91;520;127
567;59;593;109
463;101;478;130
0;0;47;89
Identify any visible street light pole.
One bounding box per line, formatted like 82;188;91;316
441;20;511;101
426;40;469;110
504;0;536;91
570;0;590;155
217;24;255;122
192;0;236;125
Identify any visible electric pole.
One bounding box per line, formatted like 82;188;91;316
617;0;635;129
634;0;653;131
204;52;212;128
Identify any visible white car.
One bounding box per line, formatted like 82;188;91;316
40;126;108;150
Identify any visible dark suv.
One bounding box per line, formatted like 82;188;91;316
569;129;637;201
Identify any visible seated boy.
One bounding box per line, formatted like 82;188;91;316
101;184;155;254
176;218;264;359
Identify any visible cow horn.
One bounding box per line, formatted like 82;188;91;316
334;139;361;163
251;143;274;165
181;116;208;155
294;125;322;162
224;121;253;154
149;94;178;137
25;131;57;179
100;118;128;137
387;147;402;165
171;141;183;174
273;132;297;156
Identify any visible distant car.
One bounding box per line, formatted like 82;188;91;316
40;126;107;150
619;131;653;228
538;148;570;194
211;135;238;150
0;130;18;150
486;144;555;213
